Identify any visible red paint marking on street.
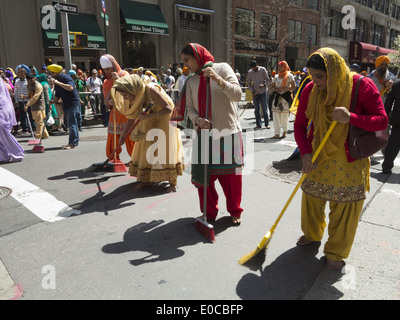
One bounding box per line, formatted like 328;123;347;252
81;176;134;194
147;187;194;209
10;283;23;300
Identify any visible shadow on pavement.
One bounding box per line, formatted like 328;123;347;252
236;242;344;300
101;218;213;266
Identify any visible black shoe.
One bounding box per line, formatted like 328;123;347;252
382;169;392;174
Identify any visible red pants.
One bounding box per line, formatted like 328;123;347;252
197;173;243;220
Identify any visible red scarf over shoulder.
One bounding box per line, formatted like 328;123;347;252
174;43;215;121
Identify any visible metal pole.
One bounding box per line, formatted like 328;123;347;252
61;0;72;71
104;14;108;53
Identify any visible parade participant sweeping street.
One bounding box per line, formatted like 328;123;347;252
294;48;388;271
179;43;244;235
112;74;184;193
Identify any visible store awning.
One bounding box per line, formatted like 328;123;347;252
349;41;397;65
120;0;169;35
41;12;106;50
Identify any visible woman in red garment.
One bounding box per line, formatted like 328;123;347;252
294;48;388;271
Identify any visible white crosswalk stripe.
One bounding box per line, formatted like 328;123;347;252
0;167;81;222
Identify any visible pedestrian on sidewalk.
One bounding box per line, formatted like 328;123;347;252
247;60;270;129
14;65;31;134
112;74;185;193
382;78;400;174
48;64;80;150
0;79;24;162
86;69;102;118
25;73;49;140
100;54;135;161
179;43;244;226
270;61;296;139
294;48;388;271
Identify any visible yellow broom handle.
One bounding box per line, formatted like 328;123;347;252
269;121;338;233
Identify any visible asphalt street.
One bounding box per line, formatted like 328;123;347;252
0;107;399;302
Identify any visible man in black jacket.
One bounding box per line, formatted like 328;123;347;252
382;79;400;174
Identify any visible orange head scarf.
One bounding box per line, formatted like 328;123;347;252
278;61;290;88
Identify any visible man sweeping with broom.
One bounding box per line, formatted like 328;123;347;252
179;43;244;238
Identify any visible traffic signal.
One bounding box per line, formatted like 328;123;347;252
75;34;88;48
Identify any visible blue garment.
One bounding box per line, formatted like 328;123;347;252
54;73;81;110
64;104;80;146
254;92;269;127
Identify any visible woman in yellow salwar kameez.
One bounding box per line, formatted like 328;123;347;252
294;48;388;271
112;75;184;193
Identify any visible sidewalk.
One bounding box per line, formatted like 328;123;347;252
304;169;400;300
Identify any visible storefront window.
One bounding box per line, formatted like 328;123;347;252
121;32;156;68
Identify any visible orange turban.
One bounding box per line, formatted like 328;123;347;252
375;55;390;68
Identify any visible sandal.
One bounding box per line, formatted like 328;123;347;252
62;145;75;150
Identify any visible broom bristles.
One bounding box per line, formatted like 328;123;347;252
32;145;45;153
196;218;215;242
111;160;128;173
238;231;274;265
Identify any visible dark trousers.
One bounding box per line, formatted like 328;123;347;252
383;125;400;171
18;101;34;132
253;92;269;127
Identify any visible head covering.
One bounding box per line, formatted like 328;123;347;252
278;61;290;88
174;43;215;121
350;63;361;73
306;48;354;164
36;73;48;83
5;70;13;80
375;55;390;68
249;60;257;67
6;67;16;78
100;55;114;69
100;54;129;107
16;64;30;74
68;70;77;76
42;64;48;70
47;64;63;73
111;74;146;119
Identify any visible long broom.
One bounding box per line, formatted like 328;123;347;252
32;111;50;153
83;102;153;173
239;121;338;265
195;77;215;242
26;110;41;145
